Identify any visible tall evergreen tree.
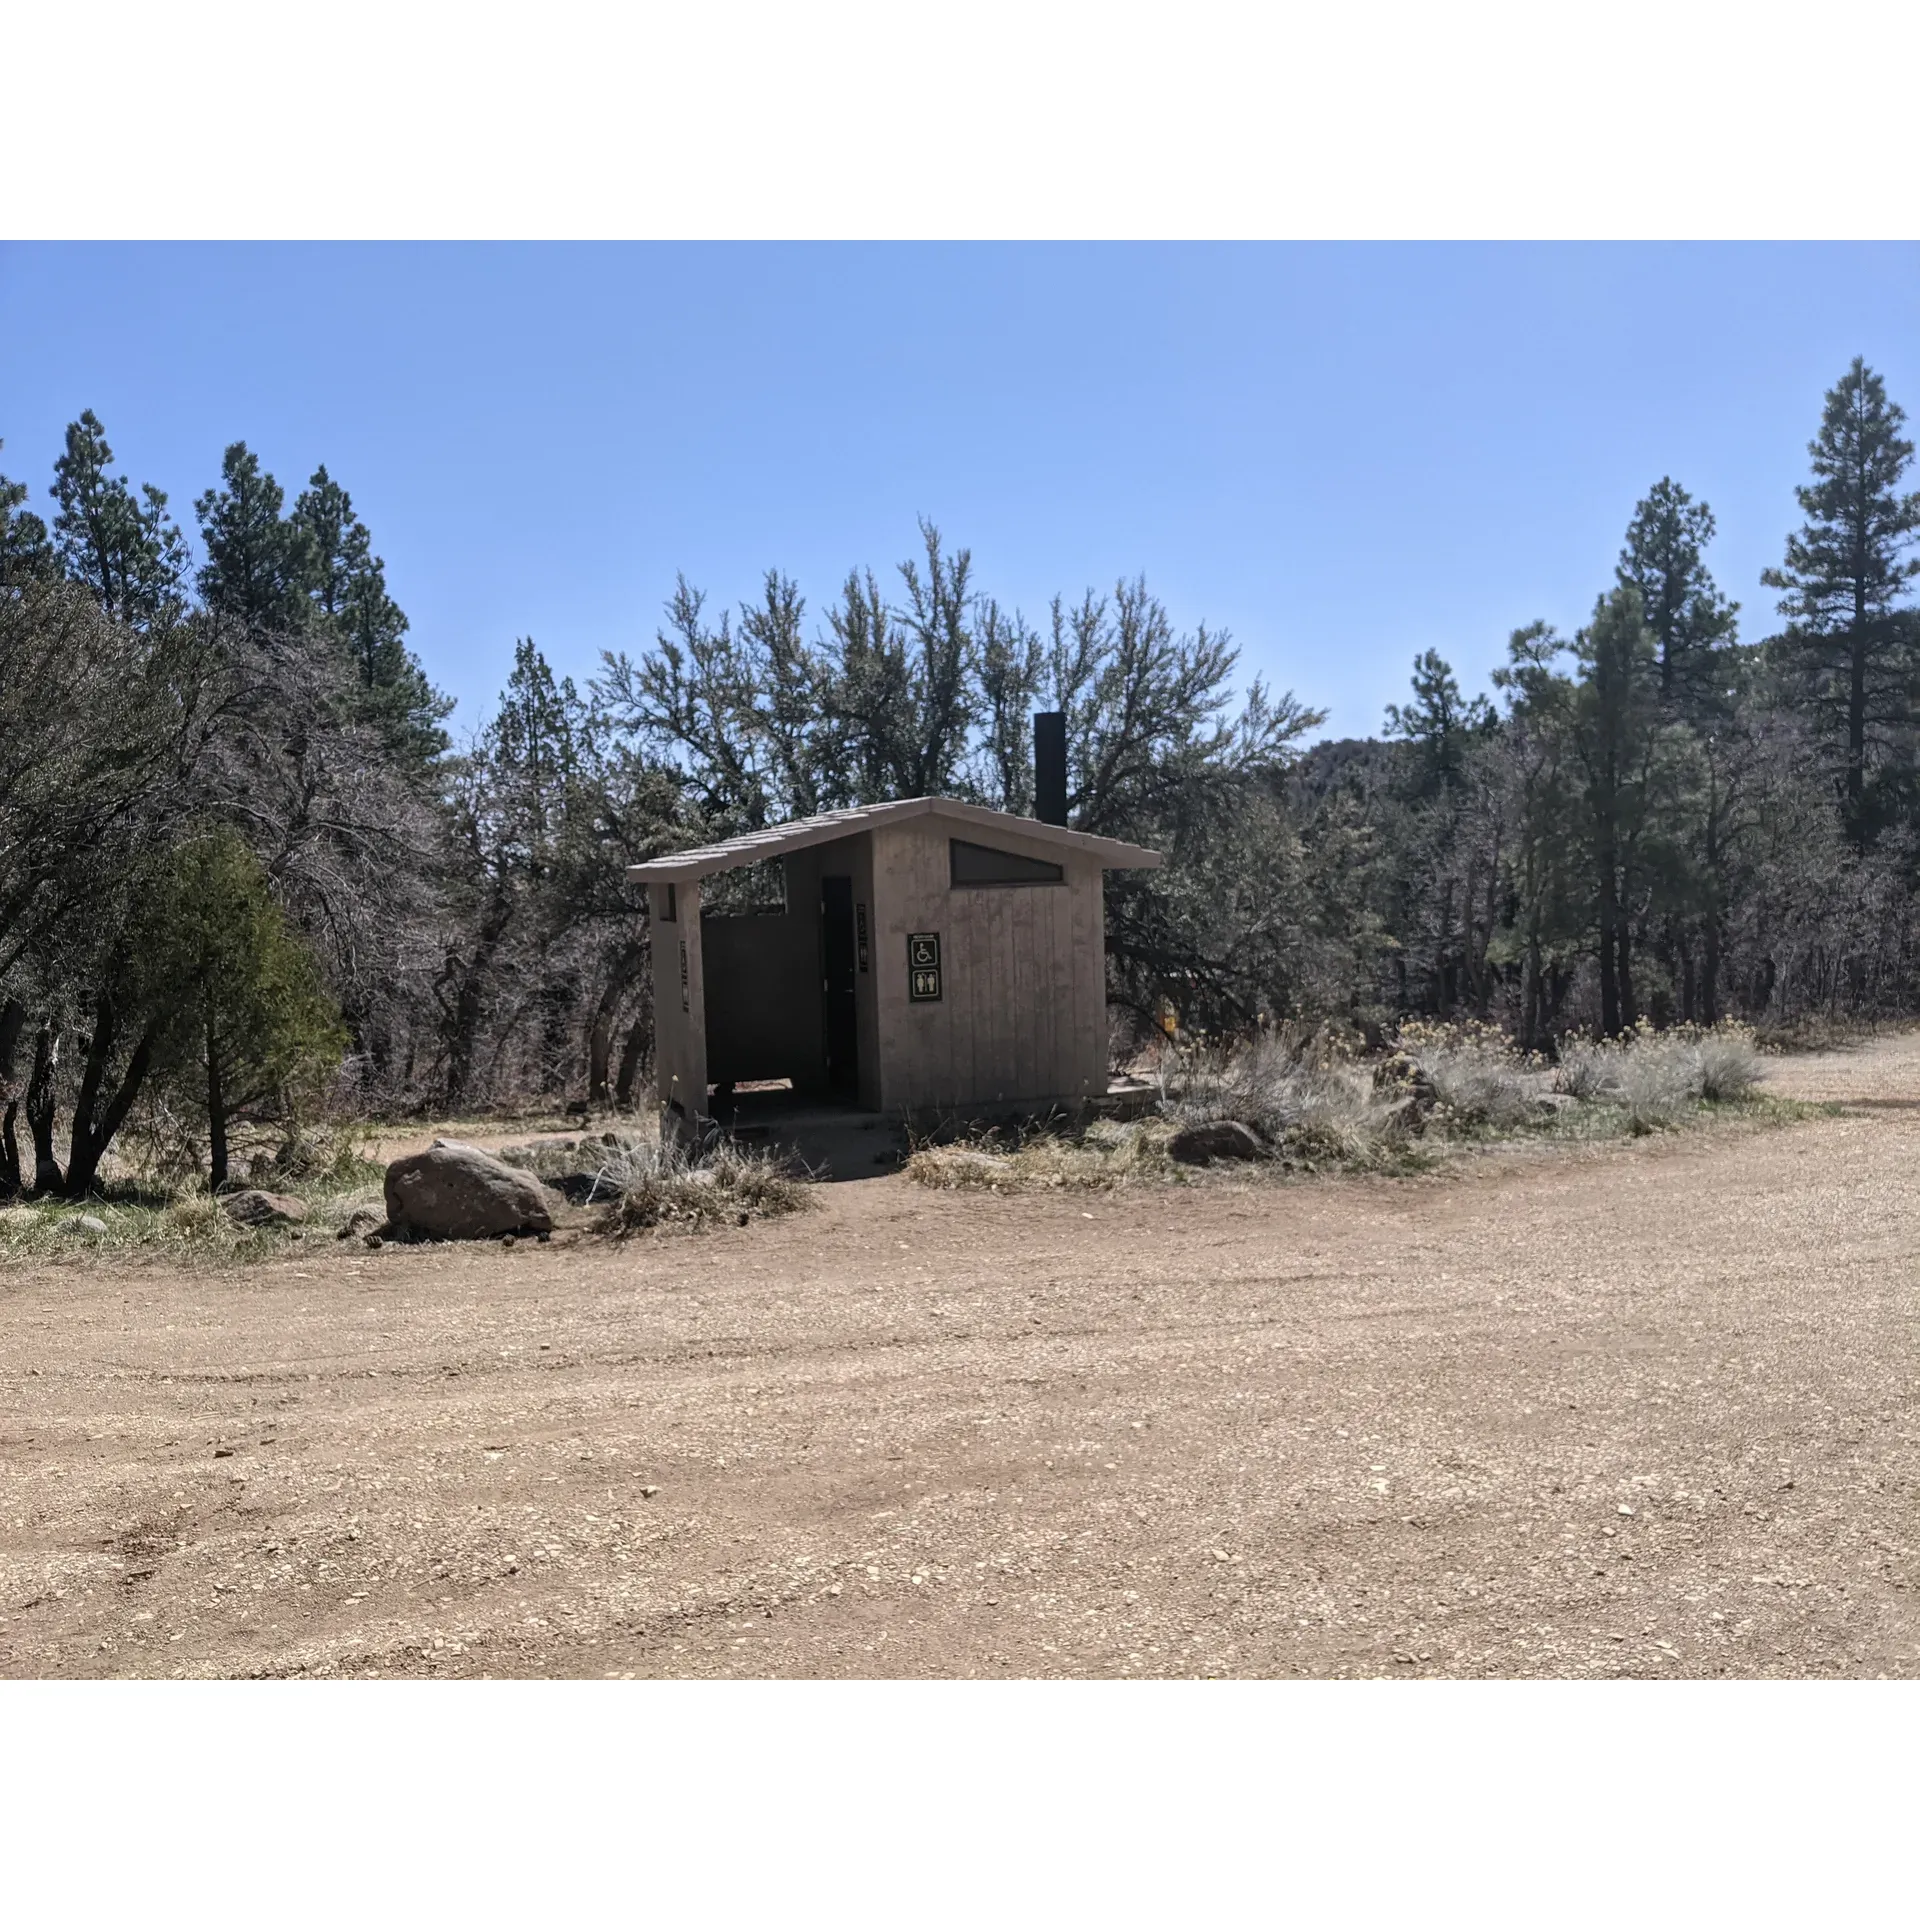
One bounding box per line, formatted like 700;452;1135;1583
1384;648;1493;796
1762;359;1920;842
1489;622;1586;1049
48;411;191;624
195;442;315;633
1570;586;1668;1035
288;465;368;620
1616;480;1744;1020
0;445;56;590
290;465;449;765
1617;478;1739;712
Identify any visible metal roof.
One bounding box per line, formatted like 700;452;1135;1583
625;796;1163;883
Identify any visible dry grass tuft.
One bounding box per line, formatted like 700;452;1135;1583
908;1117;1180;1192
588;1136;816;1234
908;1026;1422;1192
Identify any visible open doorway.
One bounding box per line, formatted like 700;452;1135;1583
820;875;859;1097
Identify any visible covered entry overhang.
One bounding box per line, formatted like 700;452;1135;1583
626;797;1161;1144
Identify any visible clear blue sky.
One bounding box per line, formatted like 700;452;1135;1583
4;243;1916;744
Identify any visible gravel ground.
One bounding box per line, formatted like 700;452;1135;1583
2;1036;1916;1681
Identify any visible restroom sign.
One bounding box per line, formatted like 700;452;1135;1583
908;932;942;1002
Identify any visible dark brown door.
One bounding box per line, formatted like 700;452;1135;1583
821;876;859;1097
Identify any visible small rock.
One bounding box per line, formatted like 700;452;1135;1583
220;1190;309;1230
60;1214;109;1236
641;1485;660;1498
1166;1119;1265;1166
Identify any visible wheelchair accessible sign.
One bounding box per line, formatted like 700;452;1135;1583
908;932;942;1002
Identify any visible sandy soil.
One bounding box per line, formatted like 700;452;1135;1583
3;1036;1916;1680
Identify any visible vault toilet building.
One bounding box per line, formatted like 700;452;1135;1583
627;725;1161;1148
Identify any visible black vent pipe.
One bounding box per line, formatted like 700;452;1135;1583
1033;711;1068;827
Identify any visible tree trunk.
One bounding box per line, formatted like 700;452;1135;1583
444;894;513;1110
587;1008;615;1109
587;941;646;1107
0;999;23;1200
0;997;23;1096
1521;924;1544;1056
1702;914;1722;1027
1597;872;1620;1037
206;1001;228;1193
62;997;162;1199
65;993;118;1194
26;1020;61;1195
1617;913;1636;1030
614;1018;649;1111
1846;615;1868;840
1546;962;1573;1029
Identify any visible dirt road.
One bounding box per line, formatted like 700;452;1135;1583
3;1038;1916;1680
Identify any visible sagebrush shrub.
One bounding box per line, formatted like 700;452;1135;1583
1555;1020;1762;1125
1155;1027;1404;1155
1692;1026;1763;1102
1394;1019;1538;1129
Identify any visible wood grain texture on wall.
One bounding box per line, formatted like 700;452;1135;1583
648;879;708;1128
870;816;1106;1112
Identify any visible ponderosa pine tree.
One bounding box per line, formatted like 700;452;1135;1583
290;465;449;766
1379;650;1498;1012
49;411;191;625
1488;622;1586;1049
1615;481;1744;1020
0;446;56;590
1617;478;1739;714
196;442;316;635
1763;359;1920;843
1569;586;1667;1035
1384;649;1493;797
